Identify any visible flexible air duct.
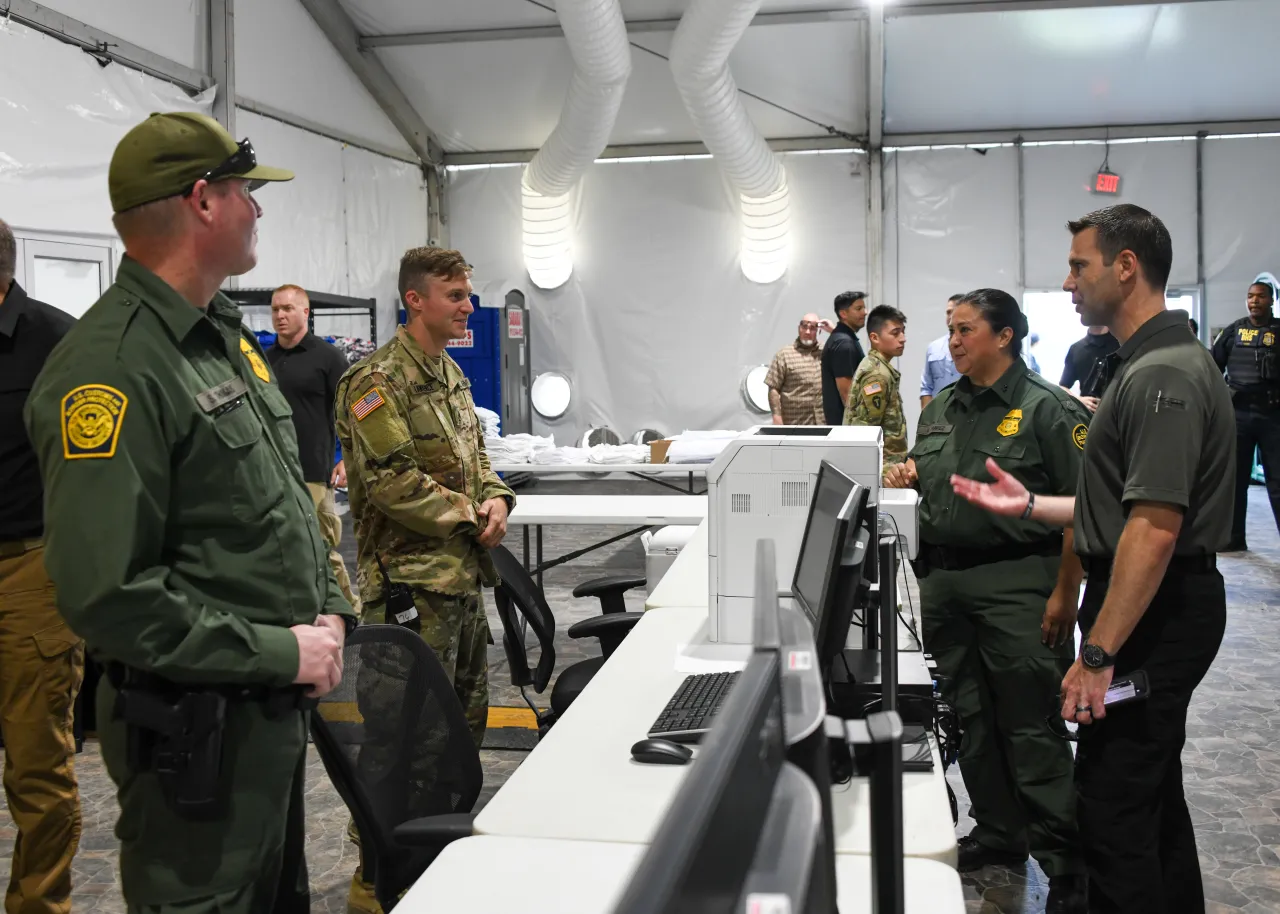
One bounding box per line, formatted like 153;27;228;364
522;0;632;290
670;0;790;284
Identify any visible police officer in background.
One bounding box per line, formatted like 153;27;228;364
954;204;1233;914
0;217;83;914
25;112;356;914
884;289;1090;913
336;246;515;913
1211;278;1280;550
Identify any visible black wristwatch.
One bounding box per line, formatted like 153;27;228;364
1081;642;1116;670
338;614;359;637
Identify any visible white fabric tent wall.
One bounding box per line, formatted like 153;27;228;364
884;146;1021;443
236;111;427;343
448;152;867;441
0;20;425;345
1203;135;1280;340
0;20;213;237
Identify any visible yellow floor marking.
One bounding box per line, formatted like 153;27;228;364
488;706;539;729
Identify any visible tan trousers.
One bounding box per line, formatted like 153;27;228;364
0;540;84;914
306;483;360;614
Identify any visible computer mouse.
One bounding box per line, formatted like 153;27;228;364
630;738;693;765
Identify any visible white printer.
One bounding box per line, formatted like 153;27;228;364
706;426;883;644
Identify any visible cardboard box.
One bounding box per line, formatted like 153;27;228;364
649;439;674;464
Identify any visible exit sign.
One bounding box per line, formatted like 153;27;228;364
1092;169;1122;195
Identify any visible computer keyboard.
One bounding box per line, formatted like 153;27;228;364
647;671;741;743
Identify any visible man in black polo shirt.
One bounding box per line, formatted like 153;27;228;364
0;217;84;914
1059;324;1118;412
821;290;867;424
266;283;359;612
951;204;1233;914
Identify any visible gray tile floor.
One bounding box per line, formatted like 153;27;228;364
1;480;1276;913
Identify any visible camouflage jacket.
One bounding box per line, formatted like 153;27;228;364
335;327;515;601
843;349;907;465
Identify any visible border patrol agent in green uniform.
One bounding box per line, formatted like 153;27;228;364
336;247;514;914
884;290;1089;913
844;304;908;464
24;112;356;914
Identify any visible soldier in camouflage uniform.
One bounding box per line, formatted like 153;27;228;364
336;247;514;914
844;304;908;465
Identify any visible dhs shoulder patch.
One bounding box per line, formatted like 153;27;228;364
61;385;127;459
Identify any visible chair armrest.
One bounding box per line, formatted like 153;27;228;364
567;612;644;641
572;576;647;600
392;812;475;847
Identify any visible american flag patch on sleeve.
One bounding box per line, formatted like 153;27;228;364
352;388;386;421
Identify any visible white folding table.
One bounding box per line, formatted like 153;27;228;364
473;605;957;866
398;835;965;913
507;495;706;590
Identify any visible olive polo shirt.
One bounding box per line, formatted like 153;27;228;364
1073;309;1234;557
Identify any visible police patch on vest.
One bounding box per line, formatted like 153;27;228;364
1072;424;1088;450
61;384;127;459
239;338;271;383
1265;331;1276;347
996;408;1023;437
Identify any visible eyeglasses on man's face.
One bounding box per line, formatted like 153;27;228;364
799;322;819;331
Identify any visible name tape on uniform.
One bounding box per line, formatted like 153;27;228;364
352;388;386;421
196;376;249;414
61;384;128;460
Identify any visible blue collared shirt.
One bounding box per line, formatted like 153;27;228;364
920;334;962;397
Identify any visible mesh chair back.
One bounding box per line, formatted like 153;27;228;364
489;545;558;693
310;625;482;897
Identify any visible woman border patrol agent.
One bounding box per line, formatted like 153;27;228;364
883;289;1089;914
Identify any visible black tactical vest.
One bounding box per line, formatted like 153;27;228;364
1224;317;1280;391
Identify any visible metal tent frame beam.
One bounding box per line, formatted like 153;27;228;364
3;0;210;93
297;0;445;166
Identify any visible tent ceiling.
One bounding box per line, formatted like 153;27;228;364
332;0;1280;156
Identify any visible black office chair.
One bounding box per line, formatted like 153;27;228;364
489;545;645;735
310;624;481;912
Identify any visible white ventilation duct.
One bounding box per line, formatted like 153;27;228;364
522;0;632;290
670;0;790;284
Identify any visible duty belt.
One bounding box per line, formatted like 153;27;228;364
104;662;317;714
918;535;1063;572
1231;389;1280;410
1080;554;1217;577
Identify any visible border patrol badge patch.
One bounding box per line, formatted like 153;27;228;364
352;388;386;421
1072;424;1088;450
239;338;271;383
61;385;127;459
996;408;1022;437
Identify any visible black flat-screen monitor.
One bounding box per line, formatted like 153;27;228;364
791;460;876;666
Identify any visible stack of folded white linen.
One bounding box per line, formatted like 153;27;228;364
484;433;557;464
474;406;502;440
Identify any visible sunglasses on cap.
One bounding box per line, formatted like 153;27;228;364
184;138;260;196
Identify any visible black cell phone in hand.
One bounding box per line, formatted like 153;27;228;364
1103;669;1150;707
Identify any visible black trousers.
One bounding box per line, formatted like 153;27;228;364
1075;569;1226;914
1231;405;1280;545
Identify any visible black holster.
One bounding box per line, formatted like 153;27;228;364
376;553;421;633
113;685;227;822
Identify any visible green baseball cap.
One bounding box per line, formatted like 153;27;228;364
109;111;293;213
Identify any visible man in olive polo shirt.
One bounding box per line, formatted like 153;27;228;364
24;112;354;914
952;204;1232;914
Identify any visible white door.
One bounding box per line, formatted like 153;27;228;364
20;240;114;318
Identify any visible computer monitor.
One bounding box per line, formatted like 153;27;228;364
613;651;786;914
791;460;876;667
